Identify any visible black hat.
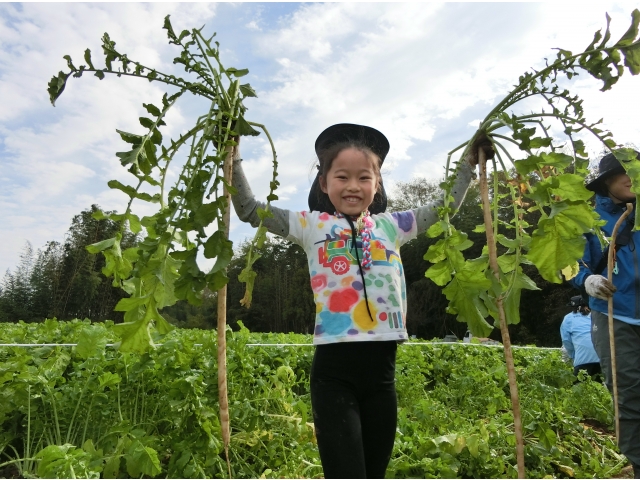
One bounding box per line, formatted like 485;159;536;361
308;123;389;214
586;151;639;193
567;295;587;307
314;124;390;161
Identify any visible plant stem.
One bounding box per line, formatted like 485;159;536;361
188;32;219;91
478;147;526;479
67;364;98;445
517;113;614;147
44;383;62;446
117;383;123;423
78;67;217;102
492;164;499;240
26;385;31;469
82;394;95;446
607;202;632;445
217;144;234;479
0;458;39;469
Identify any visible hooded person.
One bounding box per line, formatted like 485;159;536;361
571;150;640;478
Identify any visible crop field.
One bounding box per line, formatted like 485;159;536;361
0;319;626;479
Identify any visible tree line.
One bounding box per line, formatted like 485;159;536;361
1;177;576;346
0;205;138;324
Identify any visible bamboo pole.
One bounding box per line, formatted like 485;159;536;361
606;202;632;445
217;146;234;478
478;148;526;478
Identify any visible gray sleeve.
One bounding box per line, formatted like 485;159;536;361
231;158;290;238
413;161;476;235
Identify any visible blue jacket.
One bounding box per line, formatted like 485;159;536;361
572;194;640;322
560;311;599;366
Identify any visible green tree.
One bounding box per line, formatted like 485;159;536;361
29;241;65;321
0;205;138;323
0;242;35;322
226;238;315;334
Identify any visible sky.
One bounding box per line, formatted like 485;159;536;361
1;2;640;276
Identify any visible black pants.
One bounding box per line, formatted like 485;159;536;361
573;362;602;379
591;311;640;467
310;341;398;479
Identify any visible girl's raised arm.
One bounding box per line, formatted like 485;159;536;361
231;146;291;238
413;160;476;235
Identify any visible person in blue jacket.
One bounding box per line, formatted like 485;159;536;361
571;151;640;479
560;295;601;378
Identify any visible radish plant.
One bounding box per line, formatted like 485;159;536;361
427;9;640;478
48;16;279;475
48;16;278;353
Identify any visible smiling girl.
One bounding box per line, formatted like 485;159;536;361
231;123;480;478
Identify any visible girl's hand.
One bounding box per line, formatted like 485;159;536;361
465;132;495;167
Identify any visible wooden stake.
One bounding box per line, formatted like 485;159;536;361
478;148;526;478
606;202;632;446
217;146;234;478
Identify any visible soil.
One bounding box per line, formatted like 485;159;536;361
0;464;22;479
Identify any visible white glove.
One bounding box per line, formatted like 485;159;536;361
585;275;617;300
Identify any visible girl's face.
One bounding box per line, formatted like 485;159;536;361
319;148;379;216
605;172;634;203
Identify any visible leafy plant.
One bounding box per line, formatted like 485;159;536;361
0;320;623;478
426;9;640;477
48;16;282;472
47;16;278;354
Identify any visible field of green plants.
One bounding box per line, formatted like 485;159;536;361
0;319;626;478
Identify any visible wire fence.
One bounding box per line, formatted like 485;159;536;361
0;342;561;350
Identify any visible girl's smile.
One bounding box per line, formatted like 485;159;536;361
319;148;379;216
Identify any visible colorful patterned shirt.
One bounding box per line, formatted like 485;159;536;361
287;210;418;344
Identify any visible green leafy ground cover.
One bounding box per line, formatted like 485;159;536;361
0;319;624;478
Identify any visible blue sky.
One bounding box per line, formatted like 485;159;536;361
1;2;640;275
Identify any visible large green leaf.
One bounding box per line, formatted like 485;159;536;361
86;237;116;254
234;115;260;137
76;326;107;359
425;260;455;286
514;152;573;176
614;8;640;47
207;235;234;273
126;440;161;478
47;71;69;106
526;203;596;283
193;202;219;229
622;39;640;75
425;229;474;286
501;268;540;325
442;262;494;337
549;174;594;202
114;318;153;354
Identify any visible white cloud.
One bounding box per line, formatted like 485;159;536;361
1;2;640;276
246;20;260;31
250;2;640;181
0;3;220;274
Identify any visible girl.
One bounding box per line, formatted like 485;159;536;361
231;123;479;478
